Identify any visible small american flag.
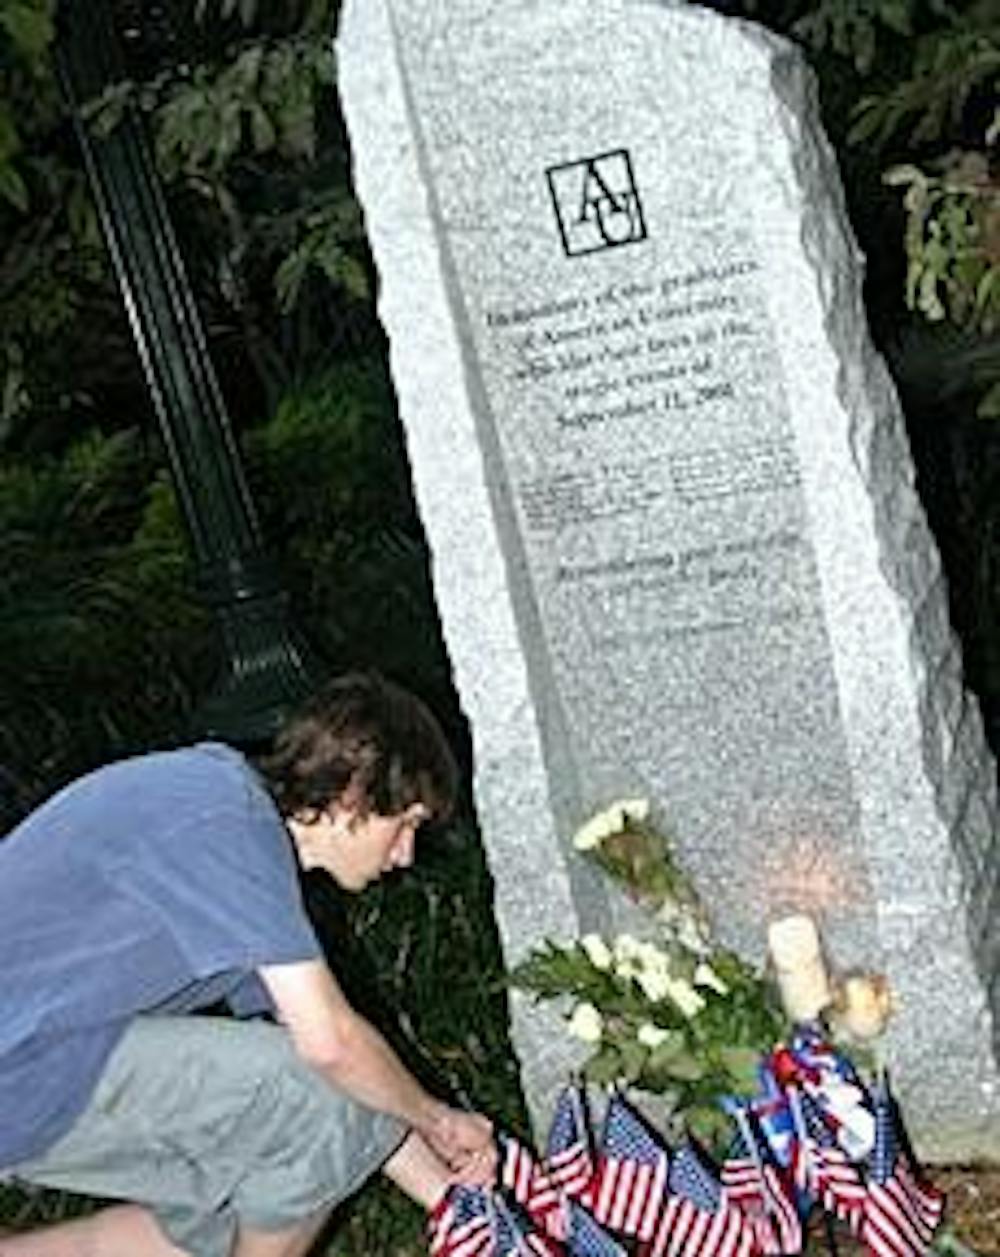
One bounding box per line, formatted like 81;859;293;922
590;1092;669;1240
721;1118;802;1254
501;1132;566;1235
428;1185;493;1257
565;1199;627;1257
790;1086;866;1234
646;1143;755;1257
748;1060;797;1168
789;1027;861;1088
861;1079;944;1257
493;1195;568;1257
546;1084;596;1202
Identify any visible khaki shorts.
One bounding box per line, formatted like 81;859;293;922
9;1016;407;1257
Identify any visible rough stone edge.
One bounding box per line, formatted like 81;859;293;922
336;0;590;1132
755;28;1000;1159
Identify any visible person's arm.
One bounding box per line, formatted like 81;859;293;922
259;957;494;1175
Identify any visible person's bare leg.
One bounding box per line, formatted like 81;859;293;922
0;1206;330;1257
230;1210;330;1257
380;1130;455;1210
227;1132;452;1257
0;1204;187;1257
0;1134;458;1257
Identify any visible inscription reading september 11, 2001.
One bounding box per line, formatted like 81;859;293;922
481;250;809;641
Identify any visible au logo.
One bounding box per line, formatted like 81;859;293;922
546;148;647;257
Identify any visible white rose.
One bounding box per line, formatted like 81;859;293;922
580;934;613;971
637;967;672;1002
566;1002;604;1044
665;977;706;1019
613;933;643;962
693;962;728;996
676;912;711;957
615;797;650;824
572;811;615;851
571;798;649;850
637;940;671;968
637;1022;672;1049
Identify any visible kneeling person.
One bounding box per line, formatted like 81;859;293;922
0;672;496;1257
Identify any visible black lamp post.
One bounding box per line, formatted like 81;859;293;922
55;0;324;744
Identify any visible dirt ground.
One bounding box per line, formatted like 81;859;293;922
806;1165;1000;1256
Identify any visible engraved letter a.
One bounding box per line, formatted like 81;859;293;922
578;160;636;244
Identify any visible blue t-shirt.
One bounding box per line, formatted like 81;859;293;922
0;743;321;1166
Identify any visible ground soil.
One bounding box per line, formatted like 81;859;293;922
806;1166;1000;1256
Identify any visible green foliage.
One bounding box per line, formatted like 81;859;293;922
0;0;364;437
0;427;215;804
0;0;53;64
885;154;1000;353
849;11;1000;147
512;810;784;1155
273;197;368;311
793;0;915;74
795;1;1000;408
242;359;457;713
0;0;56;209
151;36;337;179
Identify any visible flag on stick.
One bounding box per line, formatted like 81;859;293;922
500;1132;566;1236
590;1092;669;1240
721;1108;802;1254
646;1142;755;1257
565;1199;627;1257
546;1084;597;1203
428;1185;493;1257
747;1058;797;1168
861;1078;944;1257
789;1085;866;1234
492;1193;569;1257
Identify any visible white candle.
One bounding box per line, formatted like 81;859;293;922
767;914;831;1021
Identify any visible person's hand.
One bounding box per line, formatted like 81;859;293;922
423;1105;497;1186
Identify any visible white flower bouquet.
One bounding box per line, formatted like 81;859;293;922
511;800;784;1151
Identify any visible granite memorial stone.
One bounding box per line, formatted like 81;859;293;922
336;0;1000;1159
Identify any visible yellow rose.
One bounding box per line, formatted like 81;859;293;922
829;973;897;1042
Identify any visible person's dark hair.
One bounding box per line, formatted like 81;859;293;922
257;671;458;821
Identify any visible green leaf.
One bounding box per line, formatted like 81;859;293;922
657;1050;705;1082
717;1045;761;1092
0;1;54;64
883;164;925;189
977;381;1000;419
974;266;1000;317
584;1048;623;1086
249;104;276;154
685;1105;732;1151
617;1039;648;1082
878;0;913;36
0;162;28;211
